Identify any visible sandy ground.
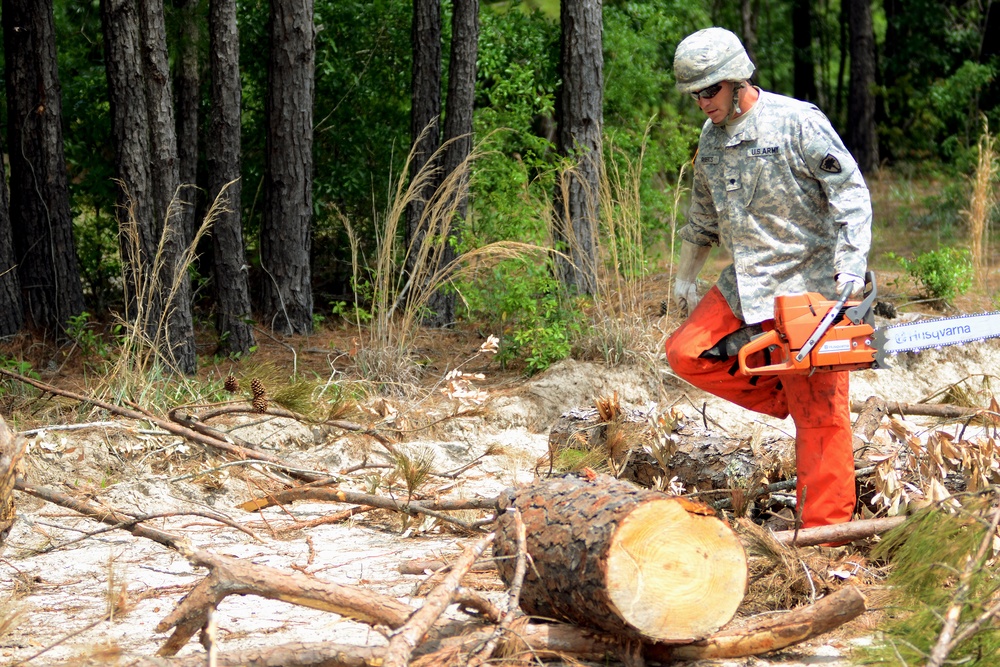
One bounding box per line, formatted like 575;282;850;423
2;324;999;666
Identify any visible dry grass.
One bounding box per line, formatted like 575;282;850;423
0;595;26;640
576;127;686;367
967;116;997;288
98;183;223;407
342;130;550;393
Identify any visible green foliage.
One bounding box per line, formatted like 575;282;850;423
73;213;122;313
462;260;581;375
0;358;39;403
881;0;996;161
888;246;974;303
66;312;112;364
330;300;373;326
864;505;1000;666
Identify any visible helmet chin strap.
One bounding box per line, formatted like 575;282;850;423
714;81;746;127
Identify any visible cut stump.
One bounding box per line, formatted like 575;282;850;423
494;473;748;643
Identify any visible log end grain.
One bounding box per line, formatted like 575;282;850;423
606;498;748;643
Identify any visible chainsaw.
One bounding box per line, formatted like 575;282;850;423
737;271;1000;376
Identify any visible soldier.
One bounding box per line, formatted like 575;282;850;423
665;27;872;530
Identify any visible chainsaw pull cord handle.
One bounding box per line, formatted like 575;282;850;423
793;283;854;363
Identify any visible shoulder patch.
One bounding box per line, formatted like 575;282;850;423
820;154;842;173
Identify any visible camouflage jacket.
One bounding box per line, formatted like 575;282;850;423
679;89;872;324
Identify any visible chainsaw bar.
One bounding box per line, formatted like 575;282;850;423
873;311;1000;365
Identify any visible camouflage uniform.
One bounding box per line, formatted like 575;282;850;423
680;90;872;324
666;27;872;532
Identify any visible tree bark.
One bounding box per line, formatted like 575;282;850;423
208;0;256;356
406;0;442;264
740;0;759;81
846;0;879;173
174;0;201;247
0;128;23;337
261;0;315;334
791;0;817;102
494;473;747;643
140;0;197;373
101;0;160;329
424;0;479;327
3;0;85;335
553;0;602;296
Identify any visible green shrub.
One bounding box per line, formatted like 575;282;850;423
461;260;581;375
888;247;974;303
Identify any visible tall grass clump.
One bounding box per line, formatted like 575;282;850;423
576;131;652;366
967;116;997;288
343;130;549;391
98;185;219;408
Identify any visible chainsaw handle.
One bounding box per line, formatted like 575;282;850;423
737;329;804;376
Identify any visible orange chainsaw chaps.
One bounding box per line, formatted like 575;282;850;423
666;286;856;528
785;372;855;529
665;287;789;419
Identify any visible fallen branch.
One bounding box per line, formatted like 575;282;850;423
0;367;328;483
41;585;866;667
154;547;415;656
771;515;907;547
13;478;418;655
851;399;984;419
195;403;400;454
650;584;867;661
466;509;527;667
239;487;495;533
382;533;495;667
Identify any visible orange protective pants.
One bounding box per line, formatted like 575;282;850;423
665;286;855;528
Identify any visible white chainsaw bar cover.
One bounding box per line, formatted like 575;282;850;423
876;312;1000;355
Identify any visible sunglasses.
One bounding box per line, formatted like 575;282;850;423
690;83;725;100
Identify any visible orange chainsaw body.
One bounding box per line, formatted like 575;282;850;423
738;291;879;376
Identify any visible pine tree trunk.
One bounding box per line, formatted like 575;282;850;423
261;0;315;334
553;0;602;296
792;0;817;102
494;474;747;643
406;0;441;265
102;0;160;329
740;0;758;77
3;0;85;335
846;0;879;173
0;128;23;337
208;0;256;356
174;0;201;248
424;0;478;327
141;0;197;373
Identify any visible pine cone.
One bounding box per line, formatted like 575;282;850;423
250;377;266;398
659;300;668;316
224;375;239;393
252;394;268;414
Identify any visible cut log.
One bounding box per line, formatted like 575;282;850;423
493;473;747;643
546;403;789;491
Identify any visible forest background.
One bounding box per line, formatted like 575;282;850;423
0;0;998;397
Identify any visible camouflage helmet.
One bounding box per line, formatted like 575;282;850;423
673;27;755;94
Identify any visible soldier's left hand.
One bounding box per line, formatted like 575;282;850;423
836;272;864;297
